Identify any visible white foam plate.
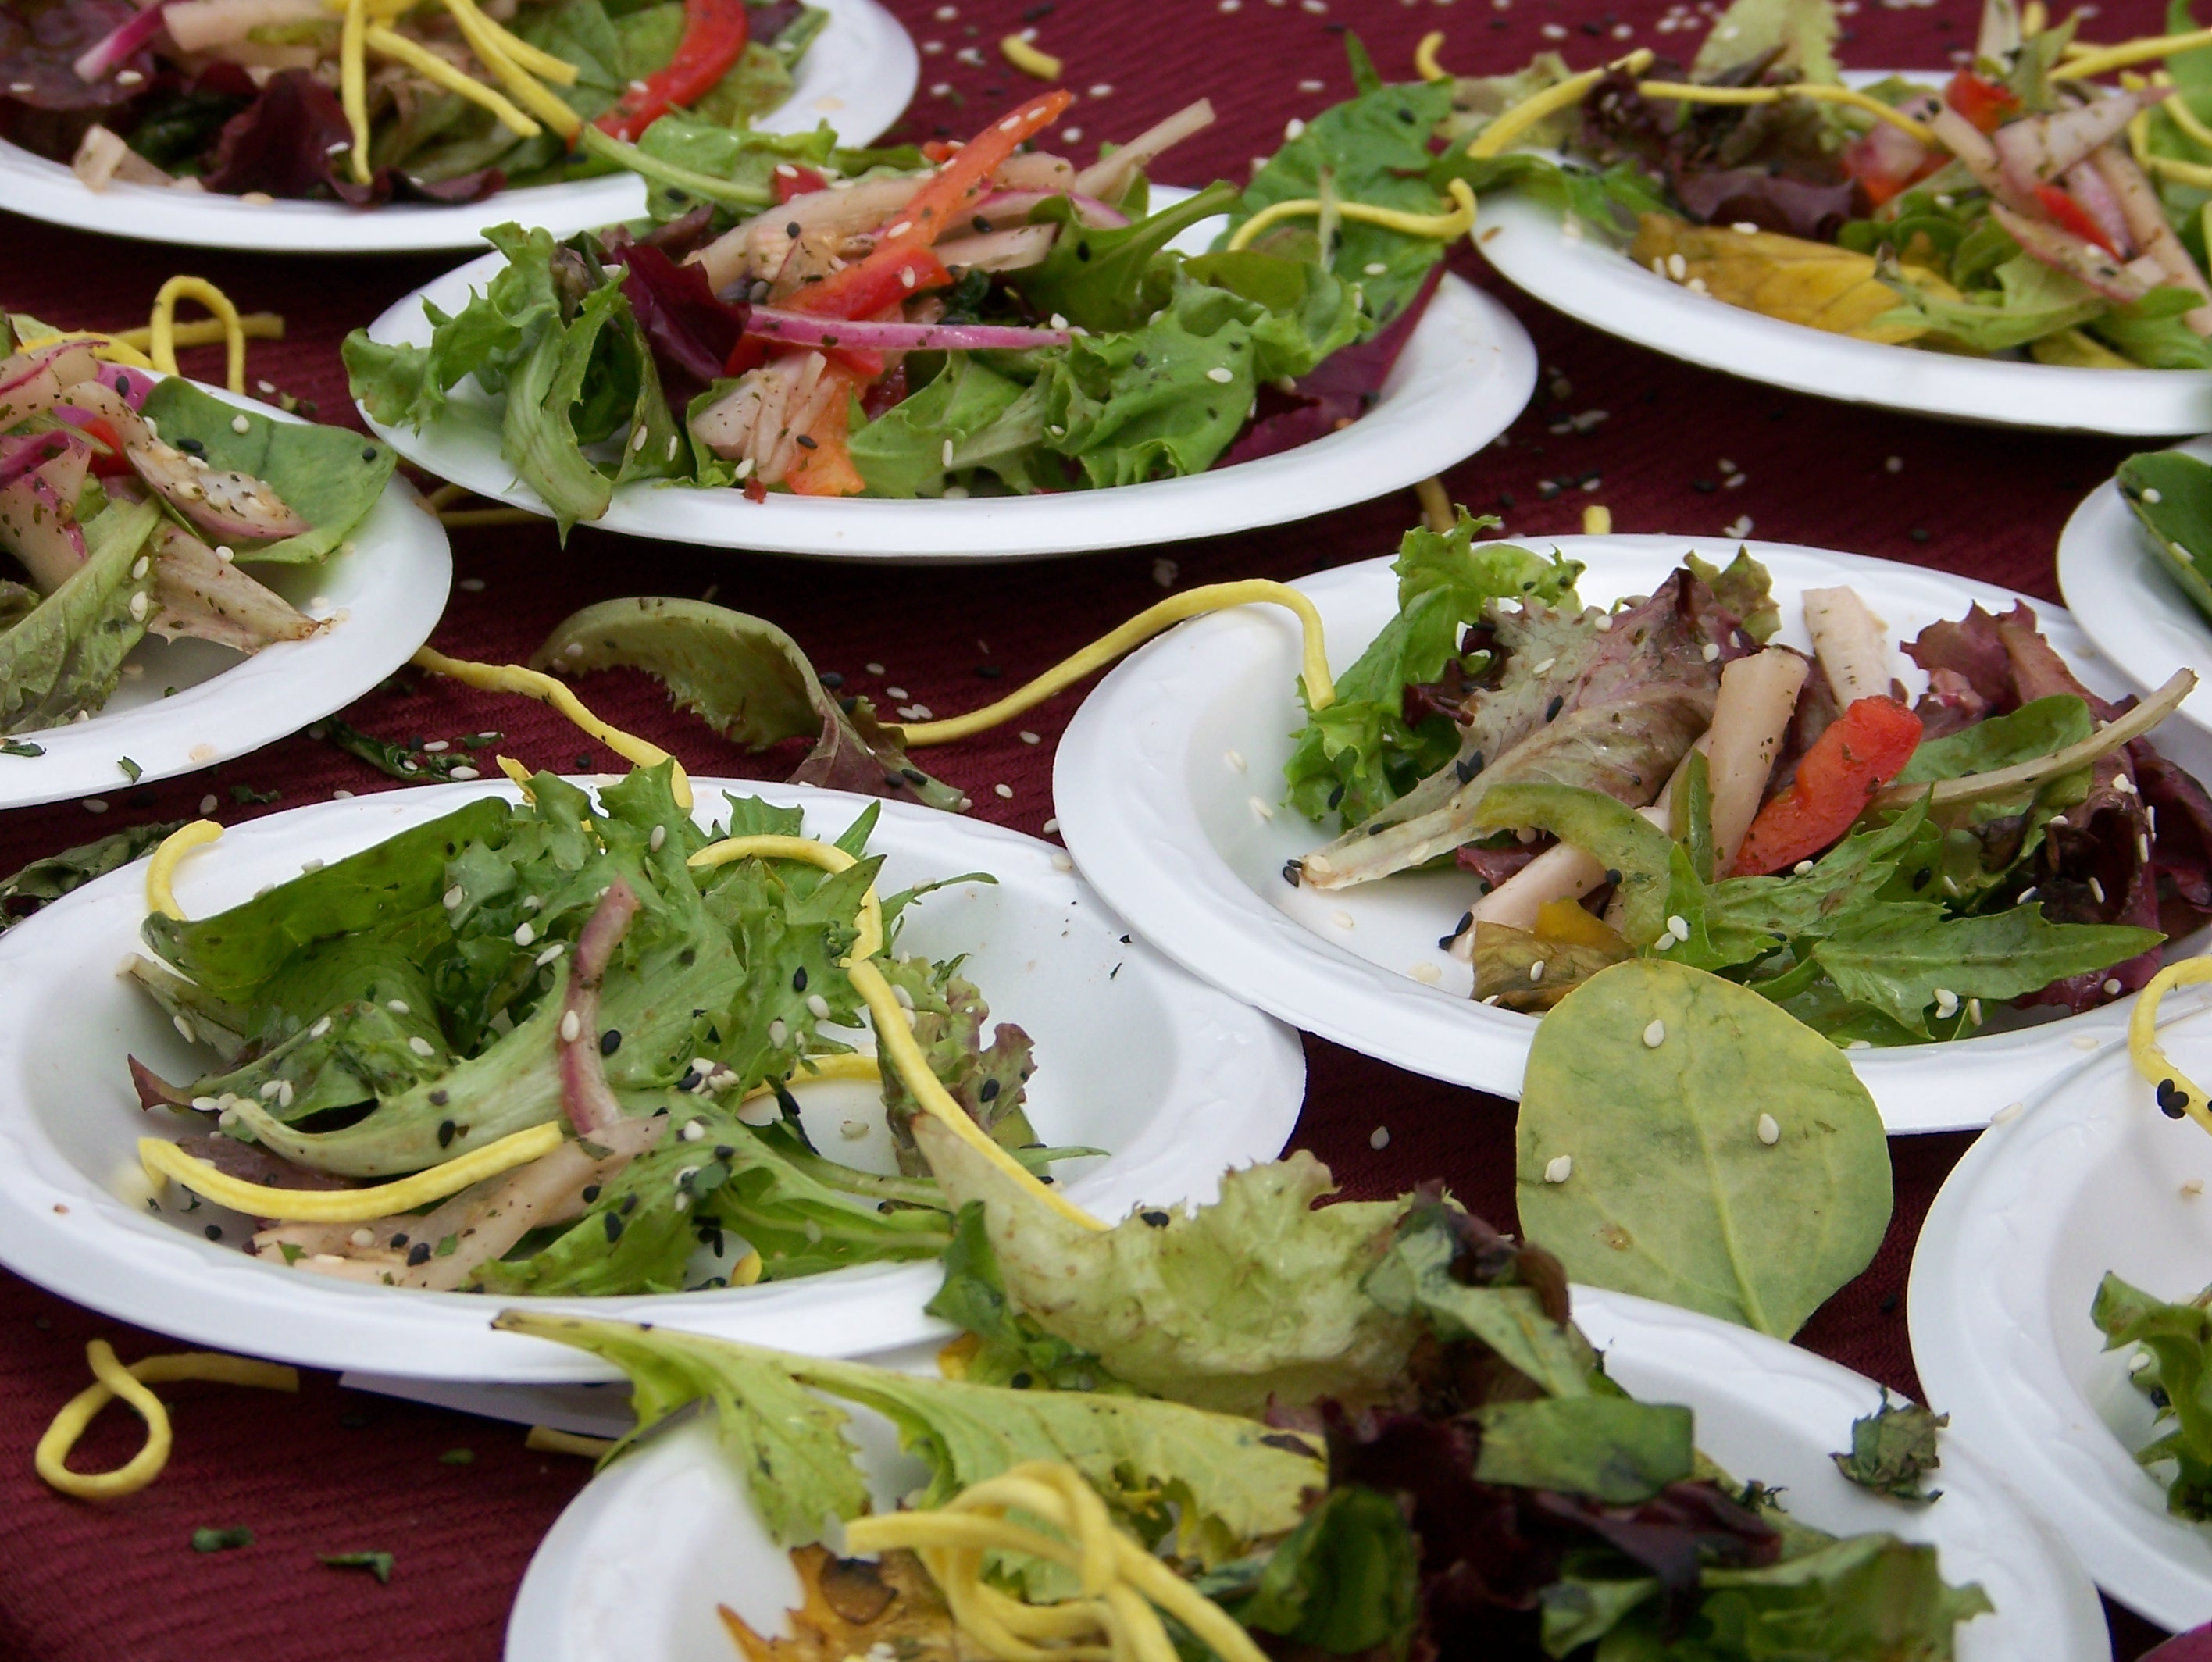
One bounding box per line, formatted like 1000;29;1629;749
505;1286;2104;1662
0;0;915;255
1053;533;2212;1133
356;189;1538;562
0;779;1304;1382
0;375;450;808
2057;436;2212;741
1912;1004;2212;1630
1477;70;2212;436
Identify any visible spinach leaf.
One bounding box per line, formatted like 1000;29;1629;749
139;379;394;564
848;355;1058;499
1008;181;1242;336
1516;959;1892;1337
1895;695;2095;784
2118;448;2212;630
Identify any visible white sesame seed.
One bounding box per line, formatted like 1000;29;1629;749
1205;366;1235;384
769;1018;789;1047
535;944;563;966
807;993;832;1020
1643;1019;1665;1047
1529;959;1547;983
1410;961;1441;984
128;591;148;622
200;794;218;814
559;1011;581;1043
1667;252;1688;280
1757;1113;1780;1145
2188;1179;2207;1197
1019;730;1040;745
1249;795;1275;821
1532;657;1556;675
1284;117;1306;141
650;824;667;852
1667;915;1689;941
1793;859;1815;875
2146;487;2164;504
1369;1125;1391;1150
1991;1100;2025;1124
260;1080;283;1100
1042;817;1060;835
514;922;536;947
1846;1039;1872;1050
941;439;955;467
2104;978;2125;996
1543;1154;1573;1183
2073;1034;2100;1051
2090;876;2107;904
681;1118;708;1142
886;685;908;701
1331;909;1355;929
84;798;108;815
1225;748;1247;772
444;886;466;909
1700;641;1720;662
1052;854;1074;872
409;1036;435;1057
384;999;409;1015
994;783;1013;799
1885;455;1903;473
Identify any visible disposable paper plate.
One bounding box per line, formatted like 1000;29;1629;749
0;779;1304;1382
1053;533;2212;1132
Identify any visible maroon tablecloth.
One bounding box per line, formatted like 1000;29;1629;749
0;0;2183;1655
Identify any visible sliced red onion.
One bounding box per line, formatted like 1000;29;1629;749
127;438;311;541
0;340;102;429
73;0;175;83
1990;200;2149;303
1992;89;2159;198
976;188;1130;229
744;306;1072;352
559;879;640;1135
0;429;80;493
0;469;89;590
2062;158;2134;256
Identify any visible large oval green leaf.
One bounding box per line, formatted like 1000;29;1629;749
1516;958;1891;1337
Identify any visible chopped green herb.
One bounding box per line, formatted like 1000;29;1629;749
228;784;281;805
278;1242;305;1265
316;718;489;784
1831;1392;1947;1503
319;1550;394;1584
191;1526;253;1553
117;757;141;783
2;740;45;758
438;1446;475;1465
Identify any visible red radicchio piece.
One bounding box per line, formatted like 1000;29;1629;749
559;878;641;1135
200;71;503;205
0;0;144;112
608;238;751;401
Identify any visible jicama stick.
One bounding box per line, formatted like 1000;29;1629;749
1702;648;1810;872
1802;586;1894;707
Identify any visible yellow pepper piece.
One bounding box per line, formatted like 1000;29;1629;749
895;578;1338;747
145;819;223;920
36;1342;297;1499
138;1121;565;1223
1415;29;1450;82
1536;896;1627;952
998;33;1061;80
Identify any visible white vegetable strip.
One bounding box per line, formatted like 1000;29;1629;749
2090;144;2212;333
1700;648;1810;873
1802;587;1894;708
1466;843;1609;938
1072;98;1215;202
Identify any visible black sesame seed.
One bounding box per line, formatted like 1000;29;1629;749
390;1233;409;1248
361;445;379;462
1010;1371;1033;1389
620;1193;638;1215
437;1118;456;1148
204;1223;223;1240
819;671;844;689
1911;868;1932;891
795;433;818;450
581;1185;600;1203
1140;1210;1170;1227
604;1212;624;1242
429;1088;449;1107
1282;859;1302;887
1545;695;1563;722
1327;783;1345;809
786;221;801;237
976;663;1002;678
1878;1293;1899;1314
177;437;205;455
1456;751;1485;784
407;1243;432;1267
715;1144;733;1160
1604;869;1622;886
979;1077;1001;1102
902;768;927;785
793;966;808;992
599;1029;622;1056
2152;1386;2173;1408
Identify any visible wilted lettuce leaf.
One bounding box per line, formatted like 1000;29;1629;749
492;1309;1325;1570
1632;216;1960;344
1473;1396;1695;1504
916;1118;1420;1415
1284;512;1581;826
1693;0;1843;82
0;497;159;735
1830;1393;1947;1503
0;819;183;933
1516;958;1892;1336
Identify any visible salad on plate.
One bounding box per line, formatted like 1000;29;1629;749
1450;0;2212;368
506;1142;1993;1662
0;0;827;208
1283;512;2212;1046
0;309;395;736
345;52;1479;526
125;763;1094;1296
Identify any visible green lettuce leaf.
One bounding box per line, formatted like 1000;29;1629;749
1895;695;2095;784
1872;254;2107;353
1516;958;1892;1337
926;1201;1131;1391
848;355;1058;499
492;1309;1326;1567
0;819;182;933
2093;1270;2212;1518
1195;1486;1422;1659
1693;0;1842;83
137;380;395;565
1472;1396;1695;1505
2119;448;2212;629
915;1118;1420;1414
0;495;159;734
1008;180;1243;336
1284;512;1581;825
2090;287;2212;369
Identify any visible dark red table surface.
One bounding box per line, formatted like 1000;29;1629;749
0;0;2185;1655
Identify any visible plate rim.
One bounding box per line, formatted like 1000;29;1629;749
0;0;918;255
0;373;451;808
504;1284;2108;1662
1051;532;2212;1133
2056;434;2212;741
355;220;1539;562
1475;67;2212;437
0;777;1305;1383
1908;1009;2212;1630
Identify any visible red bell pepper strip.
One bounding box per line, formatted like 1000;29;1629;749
783;366;866;497
775;165;830;204
72;414;134;479
1729;697;1924;878
2032;182;2121;256
783;89;1072;319
594;0;748;143
1945;70;2021;134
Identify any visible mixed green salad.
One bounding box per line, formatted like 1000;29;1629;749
127;764;1083;1294
0;312;393;739
344;46;1474;527
1283;512;2212;1043
1450;0;2212;367
505;1114;1986;1660
2;0;825;208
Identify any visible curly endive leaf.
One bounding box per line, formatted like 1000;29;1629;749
532;597;965;810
